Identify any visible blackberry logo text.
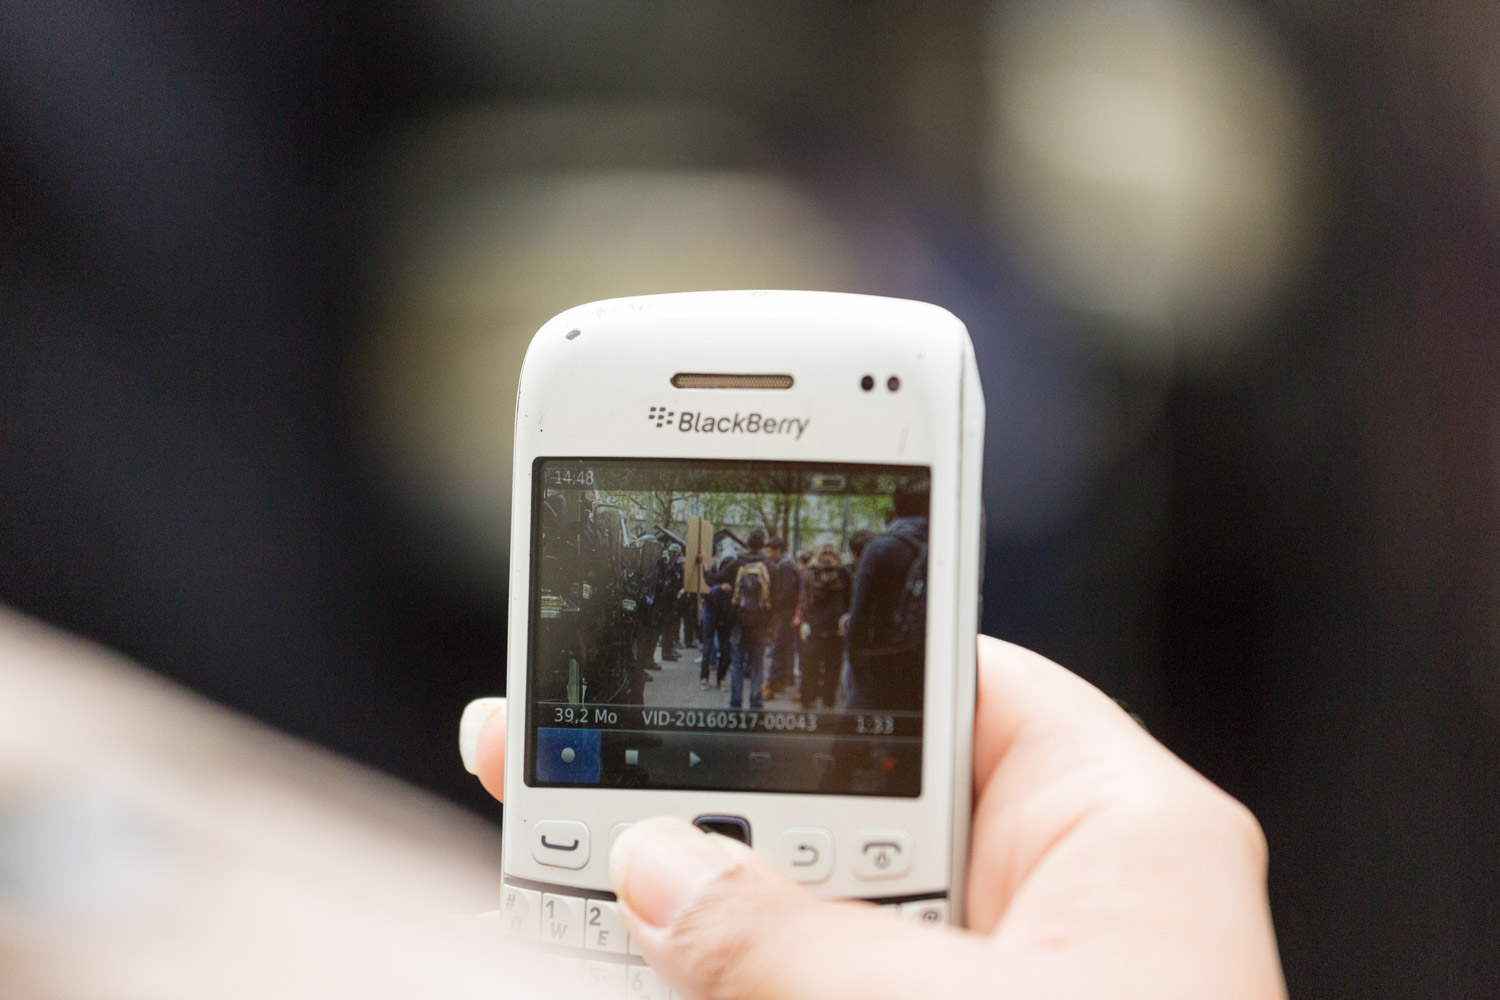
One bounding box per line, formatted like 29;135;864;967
647;406;808;440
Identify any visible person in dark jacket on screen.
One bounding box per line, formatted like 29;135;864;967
764;535;801;699
844;489;927;712
698;549;734;690
798;536;851;709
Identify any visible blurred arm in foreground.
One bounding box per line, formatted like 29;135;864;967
0;606;536;999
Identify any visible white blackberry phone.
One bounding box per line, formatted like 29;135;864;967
499;291;984;985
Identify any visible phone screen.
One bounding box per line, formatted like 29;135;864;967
525;457;930;797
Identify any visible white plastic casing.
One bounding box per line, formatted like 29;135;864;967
502;290;984;920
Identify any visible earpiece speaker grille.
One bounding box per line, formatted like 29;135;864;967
670;373;794;389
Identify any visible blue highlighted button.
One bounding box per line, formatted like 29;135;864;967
536;728;602;784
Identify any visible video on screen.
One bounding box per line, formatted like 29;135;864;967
526;458;931;796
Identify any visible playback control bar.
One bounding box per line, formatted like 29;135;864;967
530;726;921;797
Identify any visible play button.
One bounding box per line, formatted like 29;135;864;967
688;751;702;767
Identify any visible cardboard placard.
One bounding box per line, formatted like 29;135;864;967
683;515;714;594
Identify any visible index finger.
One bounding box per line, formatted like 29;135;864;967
469;699;507;802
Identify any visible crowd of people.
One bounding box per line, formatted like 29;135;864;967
655;490;930;713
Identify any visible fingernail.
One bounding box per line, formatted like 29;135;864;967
610;817;741;927
458;698;504;774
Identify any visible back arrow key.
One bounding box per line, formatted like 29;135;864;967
777;828;833;884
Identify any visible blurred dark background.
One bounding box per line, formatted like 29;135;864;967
1;2;1496;995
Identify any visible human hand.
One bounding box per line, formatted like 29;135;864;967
459;637;1286;999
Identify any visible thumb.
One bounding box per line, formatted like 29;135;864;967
610;817;991;1000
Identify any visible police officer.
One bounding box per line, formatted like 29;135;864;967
657;543;685;662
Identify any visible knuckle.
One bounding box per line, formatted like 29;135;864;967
1173;777;1271;871
1116;771;1270;870
1218;793;1270;868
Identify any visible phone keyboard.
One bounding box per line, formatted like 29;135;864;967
501;876;948;998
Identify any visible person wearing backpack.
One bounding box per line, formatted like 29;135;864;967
844;488;928;712
704;528;773;710
798;537;852;709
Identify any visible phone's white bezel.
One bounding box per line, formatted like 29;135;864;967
502;290;982;915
